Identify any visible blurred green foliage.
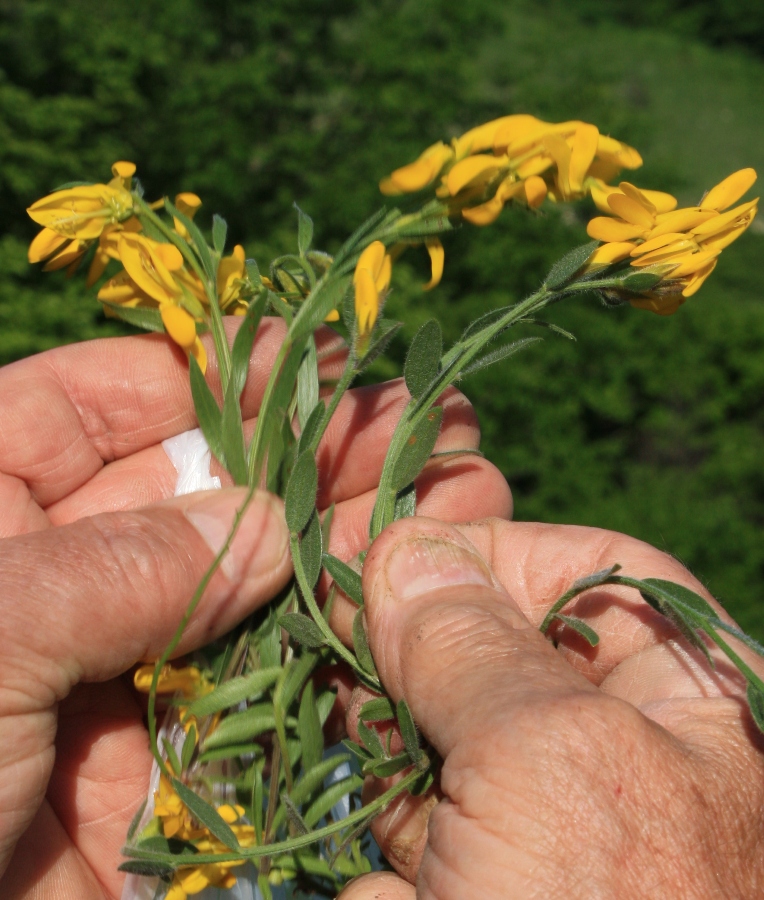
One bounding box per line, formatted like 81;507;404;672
1;0;763;635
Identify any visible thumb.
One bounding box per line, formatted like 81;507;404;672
357;517;595;881
0;487;291;874
363;517;594;758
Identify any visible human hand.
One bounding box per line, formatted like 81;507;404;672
0;322;511;899
339;517;764;899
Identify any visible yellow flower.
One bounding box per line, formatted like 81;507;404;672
353;240;391;337
173;192;203;242
217;244;247;313
134;663;210;697
585;169;758;313
379;116;643;228
27;161;135;241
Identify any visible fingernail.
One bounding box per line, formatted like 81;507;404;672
185;490;288;581
385;535;495;601
384;793;438;866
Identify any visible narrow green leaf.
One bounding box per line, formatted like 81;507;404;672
212;214;228;254
279;613;325;649
300;512;323;589
255;609;283;670
165;198;215;280
285;450;318;533
298;401;325;455
253;758;264;844
199;742;262;764
409;767;435;796
181;724;197;771
100;302;165;333
390;406;443;492
461;337;541;377
363;752;411;778
292;275;352;341
360;697;394;722
396;699;420;762
220;375;248;484
295;202;314;256
298;681;323;775
297;336;320;430
357;721;385;759
404;320;442;399
288;755;353;809
544;240;599;289
118;860;175;877
230;292;266;399
316;686;337;727
352;608;377;676
394;482;417;521
323;554;363;606
553;615;600;646
188;354;226;466
641;578;718;620
461;305;512;341
746;682;764;733
185;668;281;719
637;584;713;664
171;779;239;850
282;794;310;835
356;319;403;371
201;703;277;750
246;258;263;286
304;774;363;828
126;799;147;841
281;648;319;710
162;739;182;776
341;738;372;763
572;564;621;593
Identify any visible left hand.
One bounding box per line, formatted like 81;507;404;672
0;320;511;898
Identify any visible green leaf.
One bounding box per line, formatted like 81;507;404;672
212;214;228;254
118;860;175;877
298;401;325;455
171;779;239;850
341;738;372;763
100;302;165;333
390;406;443;493
553;615;600;646
181;724;197;771
184;668;281;719
279;612;325;649
352;608;377;676
571;564;621;593
316;686;337;726
162;739;182;776
289;755;353;808
641;578;719;619
230;292;266;399
282;794;310;835
394;482;417;521
637;583;713;665
304;774;363;828
246;258;263;286
201;703;277;750
357;721;385;758
396;699;420;762
360;697;394;722
199;742;263;764
220;374;247;484
281;648;320;710
298;680;323;774
188;353;226;466
746;682;764;733
409;767;435;797
404;320;442;399
295;202;314;256
363;751;411;778
297;337;320;430
620;270;664;293
461;305;512;342
165;198;215;280
126;799;147;841
323;554;363;606
356;319;403;371
300;512;323;589
292;275;352;340
461;336;541;377
544;240;599;289
285;450;318;533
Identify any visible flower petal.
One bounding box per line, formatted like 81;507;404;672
569;124;599;193
607;193;655;228
690;198;758;236
587;242;637;267
682;259;717;296
354;266;378;336
162;305;198;350
524;175;548;208
700;168;757;211
648;208;716;239
446;154;507;196
587;217;648;242
423;238;444;290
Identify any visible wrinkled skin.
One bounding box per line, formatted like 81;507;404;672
0;319;512;899
337;517;764;900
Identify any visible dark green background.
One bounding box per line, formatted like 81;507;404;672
1;0;763;635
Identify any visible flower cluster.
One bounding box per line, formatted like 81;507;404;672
585;168;758;314
27;164;250;373
380;114;642;225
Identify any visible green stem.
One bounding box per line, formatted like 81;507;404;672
290;533;380;688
